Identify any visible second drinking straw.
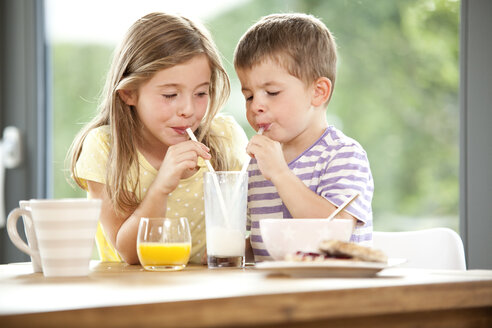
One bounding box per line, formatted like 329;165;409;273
185;128;229;224
239;127;264;175
231;127;265;204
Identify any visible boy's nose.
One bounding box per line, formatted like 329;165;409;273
251;98;266;113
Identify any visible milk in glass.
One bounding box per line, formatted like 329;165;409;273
204;172;247;268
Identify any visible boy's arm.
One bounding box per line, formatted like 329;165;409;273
247;134;356;223
271;169;357;223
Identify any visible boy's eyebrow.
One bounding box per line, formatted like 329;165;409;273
262;81;280;87
241;81;281;92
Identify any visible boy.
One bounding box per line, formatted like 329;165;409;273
234;13;374;262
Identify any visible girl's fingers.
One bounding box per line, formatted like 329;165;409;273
175;140;211;159
186;142;211;160
165;141;210;170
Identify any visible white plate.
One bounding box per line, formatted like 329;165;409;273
254;258;407;277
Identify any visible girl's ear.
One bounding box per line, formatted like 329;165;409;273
118;89;137;106
311;77;332;107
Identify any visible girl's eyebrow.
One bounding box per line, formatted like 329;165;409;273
157;81;210;88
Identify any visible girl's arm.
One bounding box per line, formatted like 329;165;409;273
87;140;211;265
87;179;169;264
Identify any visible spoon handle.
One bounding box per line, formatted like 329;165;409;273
326;193;360;221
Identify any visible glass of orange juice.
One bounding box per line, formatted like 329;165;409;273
137;217;191;271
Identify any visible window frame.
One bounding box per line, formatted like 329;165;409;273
0;0;48;263
459;0;492;269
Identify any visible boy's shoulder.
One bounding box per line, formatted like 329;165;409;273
295;126;371;173
299;126;368;163
318;126;366;152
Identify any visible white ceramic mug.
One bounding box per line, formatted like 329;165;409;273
6;200;42;272
7;198;101;277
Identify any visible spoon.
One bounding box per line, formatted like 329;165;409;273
325;193;360;222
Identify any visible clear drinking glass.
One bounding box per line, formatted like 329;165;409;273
204;171;247;268
137;217;191;271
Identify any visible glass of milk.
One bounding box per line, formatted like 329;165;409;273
204;171;247;268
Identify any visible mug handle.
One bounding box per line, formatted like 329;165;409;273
7;208;36;258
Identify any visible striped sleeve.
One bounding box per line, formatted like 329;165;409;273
314;128;374;245
318;143;373;224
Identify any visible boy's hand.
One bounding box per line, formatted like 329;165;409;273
246;134;289;181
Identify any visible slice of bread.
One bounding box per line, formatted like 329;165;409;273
318;240;388;263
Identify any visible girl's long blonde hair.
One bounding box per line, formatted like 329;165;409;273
68;12;232;214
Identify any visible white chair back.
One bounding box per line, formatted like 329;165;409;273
373;228;466;270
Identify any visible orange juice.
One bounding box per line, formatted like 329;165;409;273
138;242;191;270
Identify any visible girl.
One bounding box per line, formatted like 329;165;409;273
68;12;248;265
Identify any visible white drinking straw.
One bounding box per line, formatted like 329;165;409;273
325;193;360;222
239;127;264;175
231;127;265;206
185;128;229;224
186;128;215;175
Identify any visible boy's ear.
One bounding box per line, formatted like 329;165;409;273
118;89;137;106
311;77;332;107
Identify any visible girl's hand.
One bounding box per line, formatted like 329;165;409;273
246;135;289;181
155;140;210;194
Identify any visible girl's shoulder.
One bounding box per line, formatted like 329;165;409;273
211;114;240;133
86;125;111;140
84;125;111;150
87;125;110;139
210;114;249;169
211;114;247;141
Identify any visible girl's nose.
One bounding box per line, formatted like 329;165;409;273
177;97;194;117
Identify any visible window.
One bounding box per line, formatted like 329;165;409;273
46;0;460;232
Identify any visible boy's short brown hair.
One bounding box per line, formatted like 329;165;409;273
234;13;337;94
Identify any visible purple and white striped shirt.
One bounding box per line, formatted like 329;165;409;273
247;126;374;262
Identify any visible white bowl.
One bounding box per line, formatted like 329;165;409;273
259;218;354;261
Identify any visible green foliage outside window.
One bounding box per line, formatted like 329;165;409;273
52;0;459;231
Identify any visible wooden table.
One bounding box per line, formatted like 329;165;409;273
0;261;491;327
